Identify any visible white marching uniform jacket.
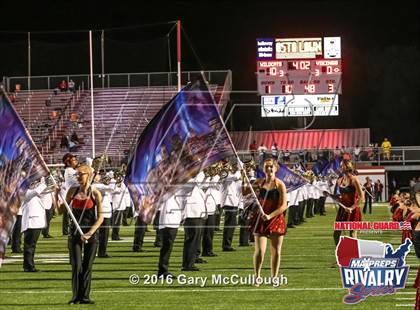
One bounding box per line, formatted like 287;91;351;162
221;171;242;207
60;167;78;203
111;181;129;212
93;182;113;219
204;175;221;215
159;189;184;229
182;172;207;219
40;191;54;210
21;183;47;232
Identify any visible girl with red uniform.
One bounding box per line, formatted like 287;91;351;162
246;158;288;284
333;159;364;246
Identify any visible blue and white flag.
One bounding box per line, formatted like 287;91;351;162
0;92;49;264
312;158;328;176
321;156;341;177
277;163;306;192
125;77;234;222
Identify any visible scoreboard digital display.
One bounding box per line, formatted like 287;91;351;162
256;36;342;117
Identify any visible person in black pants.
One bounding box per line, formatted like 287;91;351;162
222;206;238;250
11;214;22;253
65;164;104;305
98;217;111;257
21;180;49;272
153;211;162;247
182;217;202;271
133;215;147;252
157;191;183;278
159;227;178;277
363;177;374;214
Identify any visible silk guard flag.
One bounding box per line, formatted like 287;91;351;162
125;77;234;222
256;163;306;193
321;156;341;177
312;157;328;176
0;92;49;265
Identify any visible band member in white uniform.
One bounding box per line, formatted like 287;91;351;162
202;174;221;256
158;189;183;278
221;167;241;251
61;153;79;235
182;172;207;271
93;174;113;258
21;179;47;272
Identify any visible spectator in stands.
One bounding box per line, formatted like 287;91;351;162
257;143;267;166
9;92;16;103
59;80;68;92
45;98;52;107
60;135;70;149
374;179;384;202
381;137;392;160
68;139;79;152
283;150;290;163
68;79;75;93
333;146;341;158
249;140;257;157
298;149;306;162
71;132;80;145
353;145;361;161
271;142;279;159
50;110;60;121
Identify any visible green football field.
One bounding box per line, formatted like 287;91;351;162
0;204;417;309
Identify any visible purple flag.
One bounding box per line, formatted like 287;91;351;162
0;92;49;264
125;78;234;222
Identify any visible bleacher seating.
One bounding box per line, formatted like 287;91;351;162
15;85;226;164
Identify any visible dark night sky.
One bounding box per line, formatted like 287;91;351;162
0;0;419;145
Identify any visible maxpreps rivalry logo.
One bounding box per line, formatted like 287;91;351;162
335;236;412;304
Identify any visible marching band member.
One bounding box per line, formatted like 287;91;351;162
11;207;23;253
21;179;47;272
287;189;299;228
221;165;241;251
157;188;184;278
132;202;147;252
317;178;329;216
41;182;57;238
111;177;126;241
182;171;207;271
202;173;221;256
93;172;113;258
296;186;306;225
61;153;79;235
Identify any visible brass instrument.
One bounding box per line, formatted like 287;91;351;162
242;158;256;175
114;164;127;185
92;154;110;172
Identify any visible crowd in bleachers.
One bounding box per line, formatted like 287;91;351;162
249;138;397;165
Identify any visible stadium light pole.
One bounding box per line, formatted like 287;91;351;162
89;30;96;158
177;20;181;91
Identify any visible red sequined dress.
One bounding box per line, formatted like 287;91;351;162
252;182;286;236
335;183;362;222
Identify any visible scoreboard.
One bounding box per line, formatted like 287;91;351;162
256;37;342;117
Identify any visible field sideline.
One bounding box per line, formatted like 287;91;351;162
0;203;417;309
